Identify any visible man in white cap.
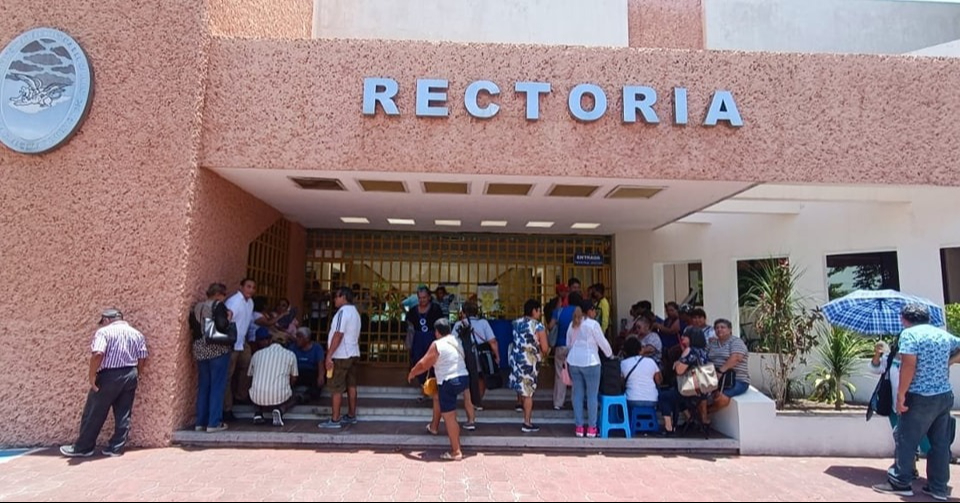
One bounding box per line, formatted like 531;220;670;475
60;308;148;457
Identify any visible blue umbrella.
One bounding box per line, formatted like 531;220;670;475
821;289;945;335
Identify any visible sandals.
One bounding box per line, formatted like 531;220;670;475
440;451;463;461
425;423;438;436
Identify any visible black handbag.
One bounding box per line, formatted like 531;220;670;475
475;341;497;376
867;347;897;421
203;301;237;347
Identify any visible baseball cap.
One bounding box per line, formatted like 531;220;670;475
100;308;122;321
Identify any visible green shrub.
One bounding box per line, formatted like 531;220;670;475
946;303;960;336
806;326;872;410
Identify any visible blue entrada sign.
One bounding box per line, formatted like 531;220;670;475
573;253;604;266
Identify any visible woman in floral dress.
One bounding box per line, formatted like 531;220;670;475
509;299;550;433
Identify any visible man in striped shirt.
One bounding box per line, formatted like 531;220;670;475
60;308;148;457
247;332;298;426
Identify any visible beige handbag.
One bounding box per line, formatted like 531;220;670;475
678;364;719;397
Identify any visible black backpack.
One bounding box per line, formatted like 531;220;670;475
599;353;623;396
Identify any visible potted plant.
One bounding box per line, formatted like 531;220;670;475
806;326;873;410
742;259;823;409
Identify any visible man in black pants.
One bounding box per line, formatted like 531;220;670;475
60;308;148;457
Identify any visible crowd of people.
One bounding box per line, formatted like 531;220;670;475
55;274;959;500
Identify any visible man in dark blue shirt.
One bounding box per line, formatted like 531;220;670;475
551;292;583;410
290;327;325;402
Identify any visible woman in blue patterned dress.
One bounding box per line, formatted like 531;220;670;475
658;327;711;436
509;299;550;433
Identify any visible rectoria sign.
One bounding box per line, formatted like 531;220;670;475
362;77;743;127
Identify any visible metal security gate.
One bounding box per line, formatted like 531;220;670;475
303;230;613;367
246;219;290;308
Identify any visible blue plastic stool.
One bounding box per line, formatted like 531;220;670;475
629;406;660;435
598;394;631;438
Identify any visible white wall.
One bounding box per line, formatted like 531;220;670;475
313;0;629;47
704;0;960;55
909;38;960;57
615;187;960;336
713;389;960;457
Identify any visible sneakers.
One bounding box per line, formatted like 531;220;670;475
474;406;484;411
59;445;94;458
194;426;206;432
521;423;540;433
575;426;585;438
872;483;914;497
271;409;284;427
101;449;122;458
514;405;523;412
586;427;598;438
922;486;949;501
341;414;358;425
252;414;265;425
463;422;477;431
318;419;343;429
553;406;563;411
206;423;228;433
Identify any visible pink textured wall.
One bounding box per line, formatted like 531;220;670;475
184;169;281;304
201;38;960;187
177;169;283;430
207;0;313;39
0;1;207;447
628;0;704;49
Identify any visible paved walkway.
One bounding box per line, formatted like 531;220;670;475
0;447;955;501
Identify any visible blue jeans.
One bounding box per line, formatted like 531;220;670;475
570;364;601;428
889;413;931;455
196;353;231;428
889;391;954;494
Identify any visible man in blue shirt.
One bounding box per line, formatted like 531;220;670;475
290;327;325;403
550;292;583;410
874;304;960;500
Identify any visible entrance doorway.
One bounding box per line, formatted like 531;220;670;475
303;230;613;382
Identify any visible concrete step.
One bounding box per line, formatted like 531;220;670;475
172;419;739;455
315;386;554;402
233;396;575;424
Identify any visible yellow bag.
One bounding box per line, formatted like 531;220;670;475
422;377;438;397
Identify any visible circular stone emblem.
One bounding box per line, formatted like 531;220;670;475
0;28;93;154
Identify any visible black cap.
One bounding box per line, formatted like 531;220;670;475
101;308;122;319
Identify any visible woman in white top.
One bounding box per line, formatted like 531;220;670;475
565;301;614;438
620;336;662;409
408;318;472;461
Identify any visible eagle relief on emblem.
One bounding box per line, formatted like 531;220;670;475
0;28;92;154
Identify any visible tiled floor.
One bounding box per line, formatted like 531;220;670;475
0;447;954;501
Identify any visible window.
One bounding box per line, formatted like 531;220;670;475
826;251;900;300
941;247;960;304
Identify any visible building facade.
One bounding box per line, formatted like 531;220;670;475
2;0;960;447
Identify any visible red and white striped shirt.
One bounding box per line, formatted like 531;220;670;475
91;321;148;371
